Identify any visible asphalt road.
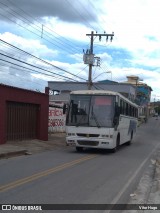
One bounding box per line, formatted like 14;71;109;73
0;117;160;212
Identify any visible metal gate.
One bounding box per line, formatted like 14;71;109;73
7;102;39;141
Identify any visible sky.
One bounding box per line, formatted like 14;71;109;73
0;0;160;101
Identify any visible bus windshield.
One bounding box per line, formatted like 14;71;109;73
66;95;115;127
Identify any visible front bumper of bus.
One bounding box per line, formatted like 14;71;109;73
66;134;114;149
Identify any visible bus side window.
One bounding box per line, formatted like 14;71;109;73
134;107;136;117
123;102;126;115
123;101;125;115
126;103;128;115
129;105;132;116
113;102;120;128
115;103;120;117
131;106;133;117
136;108;138;118
120;100;123;114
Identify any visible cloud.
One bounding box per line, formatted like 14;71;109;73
0;32;58;58
0;63;47;91
100;0;160;53
0;32;60;91
0;32;89;89
1;0;160;99
47;59;88;80
0;0;98;24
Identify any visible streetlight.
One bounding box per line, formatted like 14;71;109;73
93;71;112;81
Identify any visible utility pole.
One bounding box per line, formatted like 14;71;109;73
88;31;94;90
85;31;114;90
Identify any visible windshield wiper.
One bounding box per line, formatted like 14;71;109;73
76;122;89;127
91;107;101;128
76;114;88;127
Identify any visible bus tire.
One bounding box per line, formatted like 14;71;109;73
111;134;120;153
126;131;133;146
76;147;83;152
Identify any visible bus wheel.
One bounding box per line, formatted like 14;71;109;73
76;147;83;152
111;135;120;153
126;131;133;146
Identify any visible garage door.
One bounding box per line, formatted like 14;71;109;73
7;102;39;141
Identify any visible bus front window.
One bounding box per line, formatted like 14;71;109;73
66;95;115;127
67;95;90;126
89;96;115;127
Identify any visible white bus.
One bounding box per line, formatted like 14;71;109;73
65;90;138;152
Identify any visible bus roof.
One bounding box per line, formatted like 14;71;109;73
70;90;118;96
70;90;138;107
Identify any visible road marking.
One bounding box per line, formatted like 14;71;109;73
105;143;160;213
0;154;97;193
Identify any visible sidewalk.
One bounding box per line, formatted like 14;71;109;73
0;132;66;159
122;117;160;212
122;147;160;212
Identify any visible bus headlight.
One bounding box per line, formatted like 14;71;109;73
67;133;76;136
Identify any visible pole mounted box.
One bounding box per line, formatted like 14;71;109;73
83;54;95;65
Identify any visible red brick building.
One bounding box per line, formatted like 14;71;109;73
0;84;49;144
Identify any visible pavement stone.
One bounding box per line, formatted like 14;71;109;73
0;132;66;159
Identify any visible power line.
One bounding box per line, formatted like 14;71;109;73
6;0;83;52
92;83;105;90
0;61;57;83
76;0;102;32
85;31;114;89
74;65;88;76
0;11;76;56
0;63;47;87
0;39;87;81
77;0;119;85
0;52;80;82
0;11;80;61
0;0;121;87
0;1;84;59
65;0;97;31
88;0;115;34
0;0;109;84
0;4;91;78
0;58;65;81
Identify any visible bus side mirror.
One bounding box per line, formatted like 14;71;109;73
115;106;120;117
113;116;119;130
113;117;118;125
63;104;67;114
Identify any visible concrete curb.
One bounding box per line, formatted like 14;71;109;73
0;150;27;159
